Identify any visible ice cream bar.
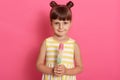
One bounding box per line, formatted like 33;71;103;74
57;43;64;64
59;43;64;50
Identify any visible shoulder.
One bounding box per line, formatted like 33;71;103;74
69;37;76;43
69;37;80;49
44;36;53;41
41;36;53;43
40;36;54;49
42;36;55;46
69;37;78;44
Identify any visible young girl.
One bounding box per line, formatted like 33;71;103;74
36;1;83;80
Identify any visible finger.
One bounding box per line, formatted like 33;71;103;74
57;69;65;75
54;65;59;68
58;65;65;69
54;73;62;77
56;70;63;74
57;67;62;70
54;72;62;77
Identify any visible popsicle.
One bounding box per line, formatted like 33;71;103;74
57;43;64;64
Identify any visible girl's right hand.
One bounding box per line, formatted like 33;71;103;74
53;64;66;77
54;65;61;76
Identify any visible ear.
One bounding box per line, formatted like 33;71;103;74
50;1;58;8
66;1;74;8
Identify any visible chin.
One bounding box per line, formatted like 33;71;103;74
55;34;64;37
57;35;64;37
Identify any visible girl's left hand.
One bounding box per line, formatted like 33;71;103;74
54;64;66;77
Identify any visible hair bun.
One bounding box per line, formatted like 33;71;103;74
50;1;58;8
66;1;74;8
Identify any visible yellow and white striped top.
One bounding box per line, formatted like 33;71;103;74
42;36;76;80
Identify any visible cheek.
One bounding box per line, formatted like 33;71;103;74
52;25;57;29
65;26;70;30
53;27;58;32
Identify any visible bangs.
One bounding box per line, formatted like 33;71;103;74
50;6;72;21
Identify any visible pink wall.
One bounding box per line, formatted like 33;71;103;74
0;0;120;80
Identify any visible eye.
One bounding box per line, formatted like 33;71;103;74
54;22;59;25
64;22;68;24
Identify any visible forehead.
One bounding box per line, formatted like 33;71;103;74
52;19;71;22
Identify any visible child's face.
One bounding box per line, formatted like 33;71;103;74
51;19;71;37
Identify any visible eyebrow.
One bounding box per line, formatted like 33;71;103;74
54;20;70;22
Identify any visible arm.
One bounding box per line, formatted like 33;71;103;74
36;40;54;74
65;42;84;75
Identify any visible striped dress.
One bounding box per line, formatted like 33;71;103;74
42;36;76;80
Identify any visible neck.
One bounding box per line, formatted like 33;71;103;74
53;35;69;42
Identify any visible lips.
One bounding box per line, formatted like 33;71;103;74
58;30;64;32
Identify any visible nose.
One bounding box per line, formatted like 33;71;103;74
59;23;63;29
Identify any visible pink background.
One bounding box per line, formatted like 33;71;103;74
0;0;120;80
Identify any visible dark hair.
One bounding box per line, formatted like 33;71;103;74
50;1;74;21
